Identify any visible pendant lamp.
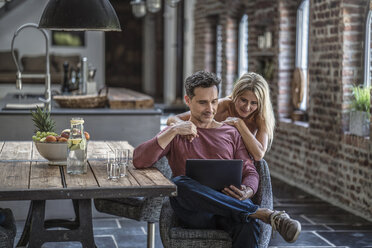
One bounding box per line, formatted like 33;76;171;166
146;0;161;13
38;0;121;31
131;0;146;18
130;0;181;18
166;0;181;7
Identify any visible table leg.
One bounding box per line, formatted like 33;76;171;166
44;199;80;230
17;199;97;248
77;199;96;248
16;200;34;247
28;200;46;248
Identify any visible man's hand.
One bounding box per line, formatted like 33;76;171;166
222;185;253;201
173;121;199;142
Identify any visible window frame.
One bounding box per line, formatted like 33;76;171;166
363;9;372;88
238;13;249;78
295;0;310;111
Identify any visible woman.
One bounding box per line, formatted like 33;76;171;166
167;72;275;161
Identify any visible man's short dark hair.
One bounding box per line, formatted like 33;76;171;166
185;71;221;98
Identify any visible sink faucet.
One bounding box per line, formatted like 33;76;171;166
10;23;51;111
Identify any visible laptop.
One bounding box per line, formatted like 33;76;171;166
185;159;243;191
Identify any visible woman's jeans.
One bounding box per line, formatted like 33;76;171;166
171;175;260;248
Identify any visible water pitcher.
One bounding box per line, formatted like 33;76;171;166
67;117;87;174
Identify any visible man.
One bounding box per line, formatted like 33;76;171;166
133;71;301;247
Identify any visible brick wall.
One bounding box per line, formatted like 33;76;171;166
193;0;372;220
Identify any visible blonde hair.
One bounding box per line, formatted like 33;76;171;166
230;72;275;149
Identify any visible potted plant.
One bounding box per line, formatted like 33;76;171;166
349;85;371;136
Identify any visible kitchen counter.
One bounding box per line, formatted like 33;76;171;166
0;94;162;146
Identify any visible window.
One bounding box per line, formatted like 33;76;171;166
238;14;249;77
295;0;309;111
364;9;372;87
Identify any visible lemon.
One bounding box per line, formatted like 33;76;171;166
69;138;82;145
79;139;87;150
68;138;82;150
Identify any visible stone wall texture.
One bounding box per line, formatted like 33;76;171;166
193;0;372;221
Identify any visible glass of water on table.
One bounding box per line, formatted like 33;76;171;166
107;151;120;180
115;149;129;177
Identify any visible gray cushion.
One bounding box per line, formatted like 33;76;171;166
170;227;231;240
253;160;273;248
170;239;231;248
104;197;145;206
94;196;164;223
0;208;16;248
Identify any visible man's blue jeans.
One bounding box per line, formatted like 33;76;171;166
170;176;260;248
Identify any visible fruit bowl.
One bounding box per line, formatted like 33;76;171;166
34;142;68;165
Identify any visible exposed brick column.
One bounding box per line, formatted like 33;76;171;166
276;0;297;118
193;0;243;97
193;0;224;72
224;16;238;96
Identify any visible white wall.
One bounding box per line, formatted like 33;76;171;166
163;4;177;105
0;0;105;92
143;15;156;96
184;0;195;83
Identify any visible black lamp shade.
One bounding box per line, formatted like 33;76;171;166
39;0;121;31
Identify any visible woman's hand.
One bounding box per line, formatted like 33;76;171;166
223;117;243;127
222;185;253;201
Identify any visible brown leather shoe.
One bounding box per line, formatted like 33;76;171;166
270;210;301;243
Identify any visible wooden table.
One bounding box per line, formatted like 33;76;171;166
0;141;176;248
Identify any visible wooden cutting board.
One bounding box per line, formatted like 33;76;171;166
107;87;154;109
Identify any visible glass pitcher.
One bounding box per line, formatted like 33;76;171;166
67;117;87;174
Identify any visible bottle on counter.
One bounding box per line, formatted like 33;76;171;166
67;117;87;174
87;64;97;95
61;61;69;94
68;68;78;92
79;57;88;95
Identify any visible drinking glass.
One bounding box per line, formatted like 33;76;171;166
115;149;129;177
128;150;133;167
107;151;120;180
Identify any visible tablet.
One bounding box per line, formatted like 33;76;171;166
185;159;243;191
